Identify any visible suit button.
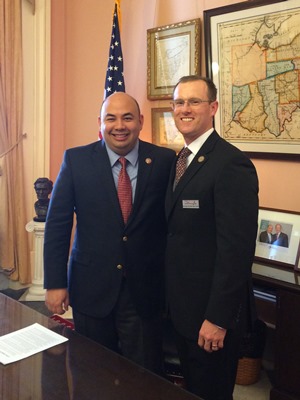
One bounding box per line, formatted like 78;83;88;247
122;236;128;242
117;264;123;270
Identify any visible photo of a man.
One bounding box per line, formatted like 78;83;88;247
259;224;274;244
273;223;289;248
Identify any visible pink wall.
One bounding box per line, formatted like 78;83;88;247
50;0;300;212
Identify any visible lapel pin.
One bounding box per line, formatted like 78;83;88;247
198;156;205;163
145;158;152;164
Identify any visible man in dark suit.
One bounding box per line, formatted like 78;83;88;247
259;224;274;244
273;223;289;247
165;76;259;400
44;92;175;373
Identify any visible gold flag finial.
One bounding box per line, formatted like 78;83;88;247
115;0;121;31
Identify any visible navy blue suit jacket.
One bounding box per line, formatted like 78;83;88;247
44;139;175;319
165;131;259;340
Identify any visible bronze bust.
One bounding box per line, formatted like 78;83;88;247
33;178;53;222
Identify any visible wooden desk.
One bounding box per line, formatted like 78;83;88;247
0;293;199;400
252;263;300;400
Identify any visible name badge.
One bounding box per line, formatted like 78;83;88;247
182;200;199;209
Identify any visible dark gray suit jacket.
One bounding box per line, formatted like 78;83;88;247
44;139;175;319
165;131;259;340
259;230;273;244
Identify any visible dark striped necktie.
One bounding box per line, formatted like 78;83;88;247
174;147;192;188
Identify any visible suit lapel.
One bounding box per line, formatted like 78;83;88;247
91;141;124;225
91;141;155;228
166;131;220;219
130;142;154;223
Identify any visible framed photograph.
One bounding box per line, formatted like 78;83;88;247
204;0;300;156
297;258;300;273
255;207;300;270
147;19;201;100
151;107;184;152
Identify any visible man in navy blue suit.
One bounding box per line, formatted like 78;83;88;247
165;76;259;399
44;92;175;373
273;223;289;247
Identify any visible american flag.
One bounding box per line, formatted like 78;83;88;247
104;1;125;98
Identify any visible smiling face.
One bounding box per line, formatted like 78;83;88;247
173;80;218;145
99;92;144;156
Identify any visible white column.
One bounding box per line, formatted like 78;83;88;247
24;220;46;301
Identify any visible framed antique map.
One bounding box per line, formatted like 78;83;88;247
147;19;201;100
151;108;184;152
204;0;300;155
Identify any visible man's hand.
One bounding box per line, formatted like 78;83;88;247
45;288;69;315
198;319;227;353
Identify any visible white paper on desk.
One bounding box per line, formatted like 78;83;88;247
0;323;68;365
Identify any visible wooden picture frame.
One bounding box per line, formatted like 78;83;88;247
255;207;300;270
147;19;201;100
204;0;300;156
151;107;184;152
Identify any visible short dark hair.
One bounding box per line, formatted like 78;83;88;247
173;75;217;102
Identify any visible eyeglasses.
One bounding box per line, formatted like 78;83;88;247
170;98;212;109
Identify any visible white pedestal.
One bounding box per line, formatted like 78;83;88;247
24;220;46;301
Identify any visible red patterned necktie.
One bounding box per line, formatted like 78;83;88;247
174;147;192;188
117;157;132;223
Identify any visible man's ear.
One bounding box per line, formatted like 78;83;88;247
139;114;144;130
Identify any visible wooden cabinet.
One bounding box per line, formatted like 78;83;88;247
253;264;300;400
271;289;300;400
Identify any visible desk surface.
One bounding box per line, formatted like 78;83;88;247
253;262;299;284
0;293;199;400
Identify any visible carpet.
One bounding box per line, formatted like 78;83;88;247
0;288;28;300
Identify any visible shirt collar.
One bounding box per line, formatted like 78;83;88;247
186;128;214;155
106;140;139;167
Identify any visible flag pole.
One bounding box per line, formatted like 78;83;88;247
100;1;126;139
103;0;125;99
